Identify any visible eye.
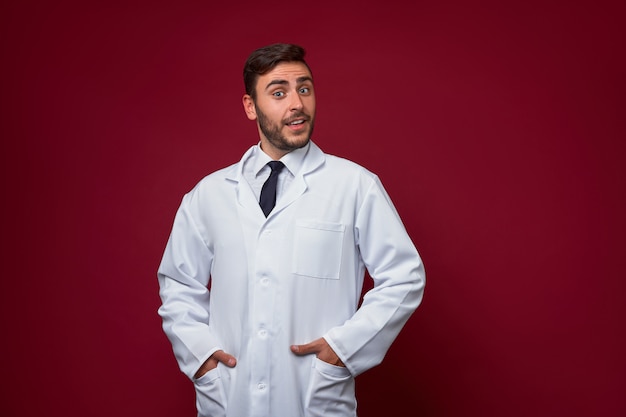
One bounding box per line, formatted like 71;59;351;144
299;87;310;94
272;91;285;97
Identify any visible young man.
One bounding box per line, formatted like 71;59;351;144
158;43;425;417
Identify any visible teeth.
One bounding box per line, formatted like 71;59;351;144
290;120;304;125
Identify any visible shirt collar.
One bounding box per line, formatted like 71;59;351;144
252;141;310;178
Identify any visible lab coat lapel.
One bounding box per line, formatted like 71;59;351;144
225;146;265;221
226;142;326;220
271;141;325;217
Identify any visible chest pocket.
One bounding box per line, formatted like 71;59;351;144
292;219;345;279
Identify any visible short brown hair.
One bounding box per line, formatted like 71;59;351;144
243;43;311;99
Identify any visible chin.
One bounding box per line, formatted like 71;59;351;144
288;136;310;149
288;128;313;146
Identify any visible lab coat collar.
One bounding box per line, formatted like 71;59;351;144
225;140;326;218
225;140;325;184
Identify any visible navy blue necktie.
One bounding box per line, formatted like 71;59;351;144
259;161;285;217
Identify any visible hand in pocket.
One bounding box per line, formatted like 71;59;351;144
291;337;345;367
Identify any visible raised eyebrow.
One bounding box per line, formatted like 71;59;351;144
265;76;314;91
265;79;288;90
297;76;313;85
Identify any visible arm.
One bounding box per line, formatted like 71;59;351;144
157;192;235;379
323;176;425;376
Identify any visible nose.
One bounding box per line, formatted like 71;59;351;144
290;92;303;111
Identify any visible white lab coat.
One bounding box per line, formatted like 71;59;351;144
158;141;425;417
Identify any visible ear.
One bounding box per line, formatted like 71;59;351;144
242;94;257;121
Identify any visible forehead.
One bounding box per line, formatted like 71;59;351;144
257;62;313;89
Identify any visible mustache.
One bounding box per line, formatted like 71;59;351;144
283;112;311;124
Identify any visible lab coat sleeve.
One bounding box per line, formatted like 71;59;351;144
324;176;425;377
157;192;222;379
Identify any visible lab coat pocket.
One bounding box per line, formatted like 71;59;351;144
194;367;227;417
305;357;356;417
293;219;345;279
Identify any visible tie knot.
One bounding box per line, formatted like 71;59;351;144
268;161;285;173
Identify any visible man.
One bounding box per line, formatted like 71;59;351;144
158;43;425;417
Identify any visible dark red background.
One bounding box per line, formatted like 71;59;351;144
1;1;624;416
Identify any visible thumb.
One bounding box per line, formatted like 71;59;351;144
290;339;322;356
213;350;237;367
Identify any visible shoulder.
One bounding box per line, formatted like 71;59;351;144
318;153;380;190
178;162;239;207
309;141;375;177
325;154;373;175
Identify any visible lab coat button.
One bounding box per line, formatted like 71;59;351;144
261;277;269;286
258;329;267;337
257;383;266;390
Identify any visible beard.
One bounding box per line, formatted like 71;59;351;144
256;105;315;153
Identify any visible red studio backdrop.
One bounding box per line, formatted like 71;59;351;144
1;1;624;416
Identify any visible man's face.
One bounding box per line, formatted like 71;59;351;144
243;62;316;159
